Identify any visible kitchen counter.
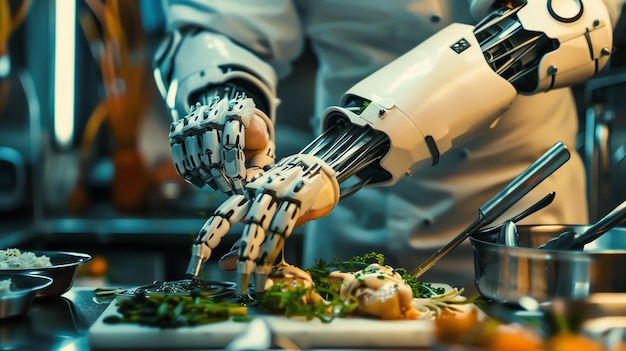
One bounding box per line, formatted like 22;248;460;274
4;286;471;351
5;287;623;351
0;287;108;351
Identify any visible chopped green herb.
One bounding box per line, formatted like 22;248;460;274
306;252;445;298
106;292;247;328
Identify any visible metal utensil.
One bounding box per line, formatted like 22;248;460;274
410;141;570;278
500;220;519;247
539;200;626;250
476;192;556;237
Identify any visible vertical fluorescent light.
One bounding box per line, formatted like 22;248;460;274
54;0;76;149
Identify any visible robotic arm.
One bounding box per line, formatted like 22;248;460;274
177;0;616;295
314;0;614;188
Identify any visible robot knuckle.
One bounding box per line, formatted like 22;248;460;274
223;149;245;178
210;168;234;193
217;194;249;219
210;98;230;124
184;136;203;168
206;230;227;248
230;178;245;194
270;207;298;236
201;130;221;165
197;167;212;181
169;120;184;139
240;228;263;256
245;223;266;243
246;194;277;228
222;129;244;152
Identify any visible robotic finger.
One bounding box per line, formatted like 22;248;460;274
234;155;340;295
252;200;301;293
186;194;251;278
237;193;277;295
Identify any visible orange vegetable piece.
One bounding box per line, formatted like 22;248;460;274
545;333;604;351
87;255;109;277
434;307;481;345
487;323;545;351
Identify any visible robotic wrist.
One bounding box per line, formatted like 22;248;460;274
190;83;272;119
299;118;390;197
153;28;279;123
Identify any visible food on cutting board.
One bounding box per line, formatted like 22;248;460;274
0;248;52;269
103;252;471;328
104;288;248;328
260;252;470;322
329;263;419;320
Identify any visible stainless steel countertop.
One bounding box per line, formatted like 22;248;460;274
0;287;109;351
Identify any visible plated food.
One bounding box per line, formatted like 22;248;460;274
260;253;470;322
106;252;471;329
104;287;248;328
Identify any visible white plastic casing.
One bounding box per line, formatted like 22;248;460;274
154;31;279;122
322;23;517;186
517;0;613;92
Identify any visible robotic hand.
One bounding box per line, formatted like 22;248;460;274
168;0;616;296
169;95;274;194
187;152;340;295
153;29;279;193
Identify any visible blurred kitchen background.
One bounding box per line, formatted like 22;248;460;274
0;0;625;287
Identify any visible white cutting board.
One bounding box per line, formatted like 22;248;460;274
88;284;475;350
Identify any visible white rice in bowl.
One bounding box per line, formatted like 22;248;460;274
0;249;53;269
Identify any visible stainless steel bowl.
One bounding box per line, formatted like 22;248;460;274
470;225;626;304
0;251;91;297
0;273;53;319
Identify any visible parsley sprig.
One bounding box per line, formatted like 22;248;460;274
259;282;358;323
306;252;445;298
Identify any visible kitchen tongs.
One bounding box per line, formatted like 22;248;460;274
409;141;571;278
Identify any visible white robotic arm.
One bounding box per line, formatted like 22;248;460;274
317;0;614;186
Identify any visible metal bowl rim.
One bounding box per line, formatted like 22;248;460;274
0;273;54;296
470;225;626;256
0;251;92;271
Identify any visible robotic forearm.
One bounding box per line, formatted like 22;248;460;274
309;0;614;192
